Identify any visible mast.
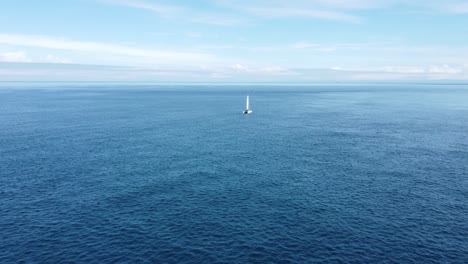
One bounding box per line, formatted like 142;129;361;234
246;96;250;110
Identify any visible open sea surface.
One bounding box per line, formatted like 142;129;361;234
1;84;468;263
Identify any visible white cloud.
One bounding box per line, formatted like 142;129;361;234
0;51;32;63
43;54;71;64
101;0;247;26
230;63;250;72
446;2;468;13
0;33;217;64
258;66;290;74
380;66;426;74
233;6;361;23
186;32;203;39
427;65;462;74
215;0;468;24
327;64;468;80
1;62;467;81
0;50;73;64
101;0;468;27
377;65;463;75
247;46;278;52
227;63;295;76
189;14;247;26
195;44;233;50
290;42;337;52
101;0;180;17
213;0;397;22
290;42;318;49
302;0;394;10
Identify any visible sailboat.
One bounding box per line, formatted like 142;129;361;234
243;96;253;114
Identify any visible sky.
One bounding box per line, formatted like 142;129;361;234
1;0;468;82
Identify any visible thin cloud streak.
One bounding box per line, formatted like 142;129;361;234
240;6;361;23
189;14;248;26
100;0;180;17
1;62;466;82
0;33;217;64
0;51;32;63
101;0;468;27
101;0;247;26
214;0;468;22
447;2;468;13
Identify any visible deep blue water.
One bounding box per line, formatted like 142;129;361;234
1;85;468;263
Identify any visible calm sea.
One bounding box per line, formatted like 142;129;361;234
1;84;467;263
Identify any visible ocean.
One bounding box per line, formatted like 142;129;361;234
1;84;467;263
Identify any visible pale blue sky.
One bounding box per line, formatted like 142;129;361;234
1;0;468;81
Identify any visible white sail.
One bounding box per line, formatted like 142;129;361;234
243;95;252;114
